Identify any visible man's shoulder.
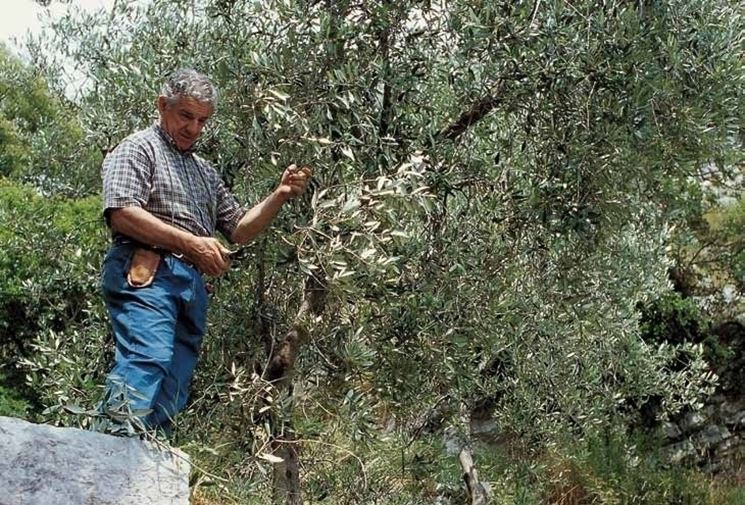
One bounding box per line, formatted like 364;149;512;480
107;126;161;156
120;125;162;149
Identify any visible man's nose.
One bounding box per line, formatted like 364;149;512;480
186;120;201;136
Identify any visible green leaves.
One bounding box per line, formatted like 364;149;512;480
0;178;109;425
5;0;742;501
0;46;99;195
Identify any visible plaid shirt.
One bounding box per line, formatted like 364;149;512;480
102;124;246;240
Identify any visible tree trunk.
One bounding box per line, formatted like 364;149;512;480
268;275;327;504
271;432;302;505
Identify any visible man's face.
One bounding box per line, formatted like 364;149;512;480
157;96;214;151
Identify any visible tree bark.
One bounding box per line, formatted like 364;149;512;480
437;86;503;142
268;275;327;505
271;432;302;505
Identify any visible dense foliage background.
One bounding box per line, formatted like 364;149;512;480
1;0;743;503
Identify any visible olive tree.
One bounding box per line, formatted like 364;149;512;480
23;0;744;501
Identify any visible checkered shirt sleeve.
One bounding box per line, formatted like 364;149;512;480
102;137;153;221
214;174;246;240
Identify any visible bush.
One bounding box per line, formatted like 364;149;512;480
0;177;109;419
639;291;745;396
0;374;29;418
707;321;745;394
639;292;709;346
543;427;737;505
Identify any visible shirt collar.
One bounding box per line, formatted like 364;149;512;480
153;122;197;155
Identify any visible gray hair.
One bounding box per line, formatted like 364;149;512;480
160;68;218;108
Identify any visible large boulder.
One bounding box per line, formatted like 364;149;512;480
0;416;190;505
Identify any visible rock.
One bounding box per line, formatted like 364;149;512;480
720;399;744;415
470;417;498;437
724;410;745;428
680;412;707;433
722;285;739;304
696;425;731;449
662;421;683;440
0;416;190;505
715;435;741;456
720;401;745;428
442;426;465;456
662;440;696;464
718;196;738;208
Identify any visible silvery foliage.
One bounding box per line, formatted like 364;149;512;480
25;0;743;455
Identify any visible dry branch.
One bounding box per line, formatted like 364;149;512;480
459;448;491;505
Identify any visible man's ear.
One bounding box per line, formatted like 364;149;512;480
156;96;168;114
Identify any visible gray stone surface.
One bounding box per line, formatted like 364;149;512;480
662;421;682;440
716;435;741;455
662;440;696;464
680;412;707;433
721;401;745;428
0;416;190;505
696;424;731;449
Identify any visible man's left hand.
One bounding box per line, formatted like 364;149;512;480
278;164;313;200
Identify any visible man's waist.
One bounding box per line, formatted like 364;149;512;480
111;234;198;270
112;234;165;251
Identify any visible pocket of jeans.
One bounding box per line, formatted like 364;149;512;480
101;245;131;290
126;247;161;288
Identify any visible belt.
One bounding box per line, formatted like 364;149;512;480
111;235;198;270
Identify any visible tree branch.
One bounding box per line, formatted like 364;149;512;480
264;275;327;388
437;83;504;141
459;448;491;505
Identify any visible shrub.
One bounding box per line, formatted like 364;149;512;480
0;373;29;418
550;427;715;505
0;177;109;419
707;321;745;394
639;292;709;346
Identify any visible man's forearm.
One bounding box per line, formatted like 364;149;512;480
231;190;288;244
111;207;232;276
109;207;194;255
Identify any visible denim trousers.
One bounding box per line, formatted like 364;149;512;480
101;243;207;431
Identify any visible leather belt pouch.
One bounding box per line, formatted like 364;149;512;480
127;247;161;288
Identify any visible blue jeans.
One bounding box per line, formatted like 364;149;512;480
101;243;207;431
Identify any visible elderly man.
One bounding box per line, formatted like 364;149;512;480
100;69;311;433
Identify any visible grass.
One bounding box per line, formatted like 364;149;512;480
182;425;745;504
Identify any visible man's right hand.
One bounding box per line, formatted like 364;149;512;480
183;236;231;276
109;207;232;276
